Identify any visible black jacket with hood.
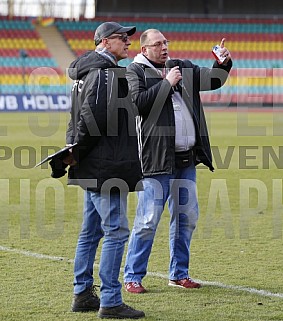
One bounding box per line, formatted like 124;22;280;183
66;50;142;192
126;53;233;176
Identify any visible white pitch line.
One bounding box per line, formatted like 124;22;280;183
1;245;283;299
0;245;74;263
147;271;283;299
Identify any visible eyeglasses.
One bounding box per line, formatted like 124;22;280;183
107;34;129;43
145;40;170;48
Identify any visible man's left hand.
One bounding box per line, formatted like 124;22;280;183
219;38;232;64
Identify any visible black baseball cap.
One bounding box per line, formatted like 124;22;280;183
94;21;136;46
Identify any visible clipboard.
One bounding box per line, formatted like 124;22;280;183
34;143;77;168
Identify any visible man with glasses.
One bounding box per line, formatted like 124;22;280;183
124;29;232;293
65;21;144;319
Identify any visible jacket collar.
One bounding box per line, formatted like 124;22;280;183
95;47;118;65
134;53;168;77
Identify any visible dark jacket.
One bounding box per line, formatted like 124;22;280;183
66;50;142;192
126;54;233;176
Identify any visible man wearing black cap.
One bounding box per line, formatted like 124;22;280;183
65;22;144;319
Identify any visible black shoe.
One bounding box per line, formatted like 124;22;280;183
71;286;100;312
98;303;145;319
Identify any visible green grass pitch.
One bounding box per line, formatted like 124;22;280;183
0;110;283;321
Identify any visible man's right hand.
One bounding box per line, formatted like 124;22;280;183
166;66;182;87
63;151;77;166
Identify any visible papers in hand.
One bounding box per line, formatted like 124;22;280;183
34;143;77;168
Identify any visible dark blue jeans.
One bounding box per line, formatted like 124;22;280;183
74;190;129;307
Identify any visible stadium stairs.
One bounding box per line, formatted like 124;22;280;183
35;24;76;75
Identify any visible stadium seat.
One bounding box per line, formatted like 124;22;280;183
1;16;283;104
0;17;66;94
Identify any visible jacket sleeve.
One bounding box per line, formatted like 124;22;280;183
126;63;173;117
198;60;232;91
66;80;82;145
72;68;107;161
66;115;74;145
179;58;232;92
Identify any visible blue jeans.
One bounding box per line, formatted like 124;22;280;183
74;190;129;308
124;165;198;282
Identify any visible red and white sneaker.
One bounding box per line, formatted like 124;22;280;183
168;278;201;289
124;282;147;294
